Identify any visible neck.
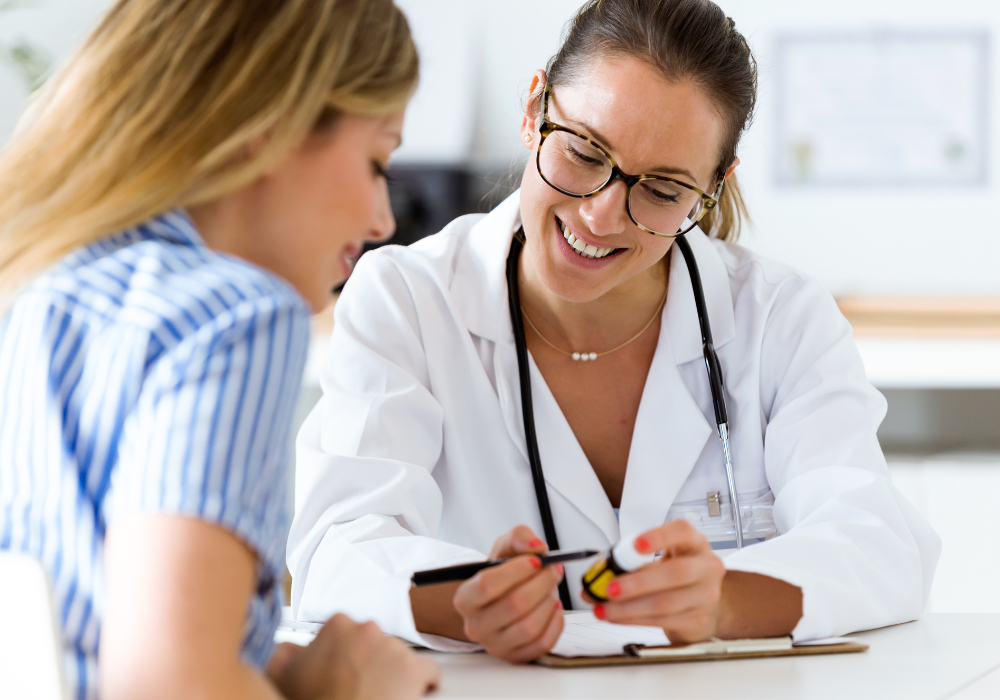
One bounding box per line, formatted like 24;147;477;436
187;194;247;257
518;241;670;352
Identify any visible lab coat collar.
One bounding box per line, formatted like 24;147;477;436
663;228;737;364
450;190;522;344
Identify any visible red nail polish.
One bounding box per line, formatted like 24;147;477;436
528;538;544;549
555;564;565;576
607;581;621;598
634;536;651;553
556;600;564;610
593;604;606;620
530;557;542;570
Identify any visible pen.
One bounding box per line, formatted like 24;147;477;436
410;548;601;587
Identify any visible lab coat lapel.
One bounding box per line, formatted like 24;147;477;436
618;230;733;536
493;334;620;545
617;319;713;537
526;355;621;544
455;191;619;544
450;191;532;465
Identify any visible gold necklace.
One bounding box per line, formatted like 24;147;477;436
520;288;667;362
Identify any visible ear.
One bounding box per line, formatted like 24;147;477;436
723;156;740;181
519;69;547;152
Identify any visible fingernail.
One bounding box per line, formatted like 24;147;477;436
528;538;544;549
593;604;606;620
530;556;542;570
554;564;565;577
556;600;564;610
635;536;651;553
607;581;621;598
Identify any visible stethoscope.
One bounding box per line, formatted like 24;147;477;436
505;229;742;611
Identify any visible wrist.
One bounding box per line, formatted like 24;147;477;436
714;570;803;639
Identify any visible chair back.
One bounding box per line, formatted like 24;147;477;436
0;552;67;700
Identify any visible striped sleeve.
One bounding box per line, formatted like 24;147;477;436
110;293;309;573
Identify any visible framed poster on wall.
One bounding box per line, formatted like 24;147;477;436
773;30;989;187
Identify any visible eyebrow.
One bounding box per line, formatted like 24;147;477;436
562;117;700;185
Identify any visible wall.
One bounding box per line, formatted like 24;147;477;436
6;0;1000;299
395;0;1000;298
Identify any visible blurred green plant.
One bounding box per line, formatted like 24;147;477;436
0;0;51;91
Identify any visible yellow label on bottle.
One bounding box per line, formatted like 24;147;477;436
582;559;617;601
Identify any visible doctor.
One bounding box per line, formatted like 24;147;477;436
288;0;940;663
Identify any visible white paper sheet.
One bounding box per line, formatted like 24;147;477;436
793;637;860;647
549;612;670;658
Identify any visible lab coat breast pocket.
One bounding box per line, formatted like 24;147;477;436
665;487;778;552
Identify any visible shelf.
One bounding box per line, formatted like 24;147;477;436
302;298;1000;390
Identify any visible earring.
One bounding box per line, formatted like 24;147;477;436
524;134;531;142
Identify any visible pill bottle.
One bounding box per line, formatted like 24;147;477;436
581;533;657;602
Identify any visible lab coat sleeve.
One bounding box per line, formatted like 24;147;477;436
722;275;941;640
286;251;483;651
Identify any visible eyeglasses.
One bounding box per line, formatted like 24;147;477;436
534;85;723;238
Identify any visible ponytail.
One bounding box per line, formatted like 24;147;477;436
698;172;750;243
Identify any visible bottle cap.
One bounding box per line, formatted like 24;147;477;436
612;533;658;571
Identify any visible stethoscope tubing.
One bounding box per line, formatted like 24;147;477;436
505;231;743;611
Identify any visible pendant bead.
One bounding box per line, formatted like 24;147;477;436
581;353;589;361
572;352;581;361
589;352;598;360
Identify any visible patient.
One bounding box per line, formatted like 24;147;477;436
0;1;437;698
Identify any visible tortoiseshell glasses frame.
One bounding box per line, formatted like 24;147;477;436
534;85;725;238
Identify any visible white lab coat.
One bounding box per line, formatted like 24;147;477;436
287;191;940;648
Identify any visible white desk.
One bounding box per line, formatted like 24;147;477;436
854;338;1000;389
417;614;1000;700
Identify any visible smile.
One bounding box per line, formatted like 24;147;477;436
560;221;619;259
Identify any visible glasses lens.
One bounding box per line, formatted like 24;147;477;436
628;177;705;236
538;130;612;195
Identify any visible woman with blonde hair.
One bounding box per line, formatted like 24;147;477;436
0;1;438;698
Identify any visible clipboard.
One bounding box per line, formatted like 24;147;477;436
535;638;868;667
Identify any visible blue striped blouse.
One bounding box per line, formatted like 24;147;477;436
0;211;310;700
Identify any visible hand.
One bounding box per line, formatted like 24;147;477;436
588;520;726;644
452;525;565;663
268;614;439;700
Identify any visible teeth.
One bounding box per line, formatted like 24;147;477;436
560;221;616;259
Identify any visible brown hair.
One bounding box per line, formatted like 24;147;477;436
0;0;418;313
537;0;757;241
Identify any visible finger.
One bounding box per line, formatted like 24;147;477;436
601;583;718;625
453;555;546;616
506;601;565;664
491;590;559;653
663;609;719;644
265;642;301;678
607;551;724;603
490;525;548;559
414;655;441;692
468;563;563;639
633;519;710;558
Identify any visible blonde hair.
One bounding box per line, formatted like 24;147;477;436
0;0;418;313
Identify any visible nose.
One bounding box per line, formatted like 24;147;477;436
367;177;396;243
578;179;629;237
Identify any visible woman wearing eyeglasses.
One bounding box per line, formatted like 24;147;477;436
288;0;940;663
